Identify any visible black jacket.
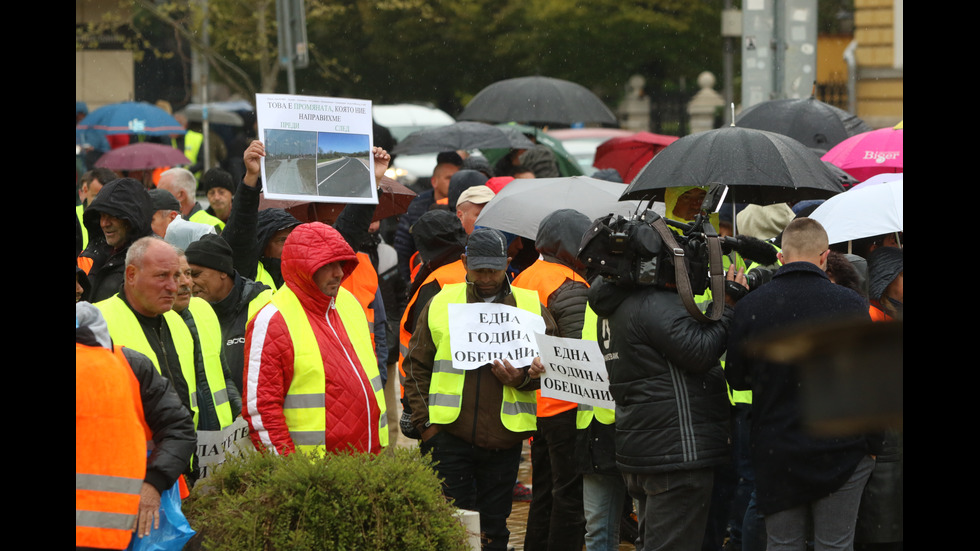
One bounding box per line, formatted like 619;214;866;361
80;178;154;302
726;261;871;515
589;277;732;474
210;273;271;394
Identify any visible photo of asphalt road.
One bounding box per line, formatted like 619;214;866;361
315;155;373;198
261;128;374;200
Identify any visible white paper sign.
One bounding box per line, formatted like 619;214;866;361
255;93;377;204
195;416;251;480
535;333;614;409
447;302;545;370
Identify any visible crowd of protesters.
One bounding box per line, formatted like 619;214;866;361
77;119;902;551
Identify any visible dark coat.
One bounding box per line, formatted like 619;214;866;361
589;277;733;474
394;188;438;282
726;261;871;515
80;178;154;302
210;273;272;394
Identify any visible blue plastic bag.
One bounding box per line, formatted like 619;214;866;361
125;482;196;551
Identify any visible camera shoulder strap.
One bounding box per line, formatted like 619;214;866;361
649;217;725;322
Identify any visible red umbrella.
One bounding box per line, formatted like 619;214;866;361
821;126;903;182
258;176;416;224
94;142;190;171
593;132;679;183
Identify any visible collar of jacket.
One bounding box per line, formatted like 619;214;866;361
463;276;513;304
773;261;830;281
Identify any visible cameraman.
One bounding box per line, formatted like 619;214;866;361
588;253;745;551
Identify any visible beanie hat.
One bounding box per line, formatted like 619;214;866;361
185;234;235;277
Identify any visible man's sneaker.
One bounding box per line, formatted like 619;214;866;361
513;481;532;502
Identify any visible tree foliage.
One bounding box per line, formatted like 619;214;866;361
81;0;848;115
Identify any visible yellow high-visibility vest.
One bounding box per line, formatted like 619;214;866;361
273;285;388;453
426;283;540;433
185;297;235;428
575;304;616;429
95;294;201;428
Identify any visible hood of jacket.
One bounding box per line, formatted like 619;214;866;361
413;210;467;268
867;246;903;301
535;208;591;274
76;301;112;349
82;178;154;246
255;208;302;259
281;222;358;312
586;276;634;318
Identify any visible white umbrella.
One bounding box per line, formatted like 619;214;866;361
474;176;649;240
850;172;903;191
809;179;903;245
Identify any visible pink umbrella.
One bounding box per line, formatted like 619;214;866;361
821;126;903;182
94;142;190;171
593;131;679;183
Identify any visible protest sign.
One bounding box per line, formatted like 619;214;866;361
448;302;545;370
535;333;614;409
195;416;251;480
256;93;377;204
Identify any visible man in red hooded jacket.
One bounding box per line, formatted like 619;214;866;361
243;222;387;455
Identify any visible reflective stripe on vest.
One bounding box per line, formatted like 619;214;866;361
693;253;756;406
512;259;587;418
575;304;616;429
426;282;539;433
273;285;388;453
76;343;146;549
398;260;467;369
95;294;201;427
186;297;234;428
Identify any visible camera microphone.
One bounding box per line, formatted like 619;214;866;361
727;235;778;266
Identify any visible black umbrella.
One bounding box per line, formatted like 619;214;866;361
391;121;534;155
457;76;618;126
621;126;845;205
734;97;872;154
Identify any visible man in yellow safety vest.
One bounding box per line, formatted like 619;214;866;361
403;227;558;551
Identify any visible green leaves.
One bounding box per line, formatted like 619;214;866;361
184;447;469;550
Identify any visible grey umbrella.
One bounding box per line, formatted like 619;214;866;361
621;126;845;206
475;176;646;240
392;121;534;155
457;76;618;126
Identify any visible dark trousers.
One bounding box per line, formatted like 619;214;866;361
523;409;586;551
625;467;715;551
421;431;522;551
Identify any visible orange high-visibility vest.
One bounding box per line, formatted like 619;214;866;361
869;302;893;322
77;255;94;275
398;259;467;396
76;343;146;549
512;259;589;418
341;252;380;350
109;345;190;499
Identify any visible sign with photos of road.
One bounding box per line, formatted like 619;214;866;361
256;93;377;204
